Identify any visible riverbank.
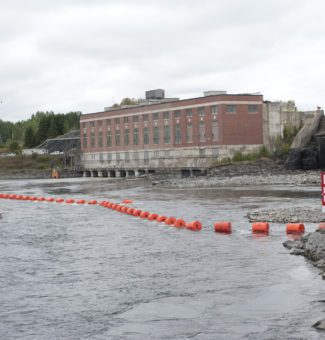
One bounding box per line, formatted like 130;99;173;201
156;159;320;188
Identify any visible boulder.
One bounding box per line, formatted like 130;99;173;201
312;319;325;330
304;229;325;262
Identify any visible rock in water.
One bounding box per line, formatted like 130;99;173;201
312;319;325;330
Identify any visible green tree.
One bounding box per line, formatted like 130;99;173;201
36;115;51;144
24;126;36;148
48;116;59;138
8;141;21;155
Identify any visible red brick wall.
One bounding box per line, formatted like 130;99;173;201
80;94;263;152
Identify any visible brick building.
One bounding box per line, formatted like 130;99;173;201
80;90;264;177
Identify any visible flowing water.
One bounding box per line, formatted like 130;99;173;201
0;178;324;340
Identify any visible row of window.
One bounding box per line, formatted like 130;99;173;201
84;104;258;128
83;122;219;148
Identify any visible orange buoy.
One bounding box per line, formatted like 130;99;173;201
175;219;186;228
22;196;29;200
286;223;305;234
66;198;75;204
122;199;134;204
318;223;325;230
2;194;9;199
148;213;159;221
87;200;98;205
121;206;129;213
30;196;37;201
156;215;167;223
127;208;135;215
252;222;269;234
133;209;142;217
9;194;16;199
214;222;232;234
140;211;150;219
186;220;202;231
56;198;64;203
76;199;86;204
99;201;107;206
106;202;113;209
165;217;176;226
116;205;124;212
45;197;54;202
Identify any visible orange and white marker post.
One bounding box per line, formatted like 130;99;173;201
321;172;325;213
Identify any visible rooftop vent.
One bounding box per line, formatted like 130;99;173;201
145;89;165;100
203;91;227;96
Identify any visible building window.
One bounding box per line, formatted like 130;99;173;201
116;152;120;161
199;122;205;142
143;127;149;145
186;123;193;143
211;105;218;114
175;123;181;144
83;128;87;148
154;150;159;158
174;110;181;118
125;152;130;161
124;128;129;146
153;126;159;144
124;116;129;123
90;122;94;127
226;104;236;113
153;112;159;121
134;151;139;160
164;125;170;143
107;153;112;161
248;104;258;113
212;121;219;141
106;119;111;125
133;128;139;145
164;150;170;158
99;153;103;161
163;111;169;120
133;115;138;122
106;130;111;146
186;109;192;117
198;107;205;116
82;122;86;128
143;114;148;121
115;129;120;145
98;120;103;127
98;129;103;147
91;128;95;148
114;118;120;125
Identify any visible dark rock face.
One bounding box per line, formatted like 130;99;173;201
285;147;319;170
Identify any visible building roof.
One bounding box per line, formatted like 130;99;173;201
37;130;80;153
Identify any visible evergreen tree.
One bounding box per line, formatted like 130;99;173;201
24;126;36;148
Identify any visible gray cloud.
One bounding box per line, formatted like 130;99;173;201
0;0;324;121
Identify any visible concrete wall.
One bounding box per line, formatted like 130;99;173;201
263;101;318;151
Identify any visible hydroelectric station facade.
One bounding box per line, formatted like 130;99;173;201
80;90;264;177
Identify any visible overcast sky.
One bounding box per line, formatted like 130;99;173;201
0;0;324;121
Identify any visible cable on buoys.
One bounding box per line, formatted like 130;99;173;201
175;219;186;228
127;208;135;215
214;222;232;234
76;199;86;204
252;222;269;235
121;206;129;213
165;217;176;226
156;215;167;223
186;221;202;231
148;213;159;221
55;198;64;203
46;197;55;202
286;223;305;234
66;198;75;204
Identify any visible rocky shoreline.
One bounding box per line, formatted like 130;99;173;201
156;160;320;188
283;229;325;330
247;207;325;223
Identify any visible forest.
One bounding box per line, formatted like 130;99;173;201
0;111;81;151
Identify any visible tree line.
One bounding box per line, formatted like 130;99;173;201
0;111;81;149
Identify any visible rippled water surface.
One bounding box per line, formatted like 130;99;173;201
0;178;324;339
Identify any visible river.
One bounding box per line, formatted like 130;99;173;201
0;178;324;339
